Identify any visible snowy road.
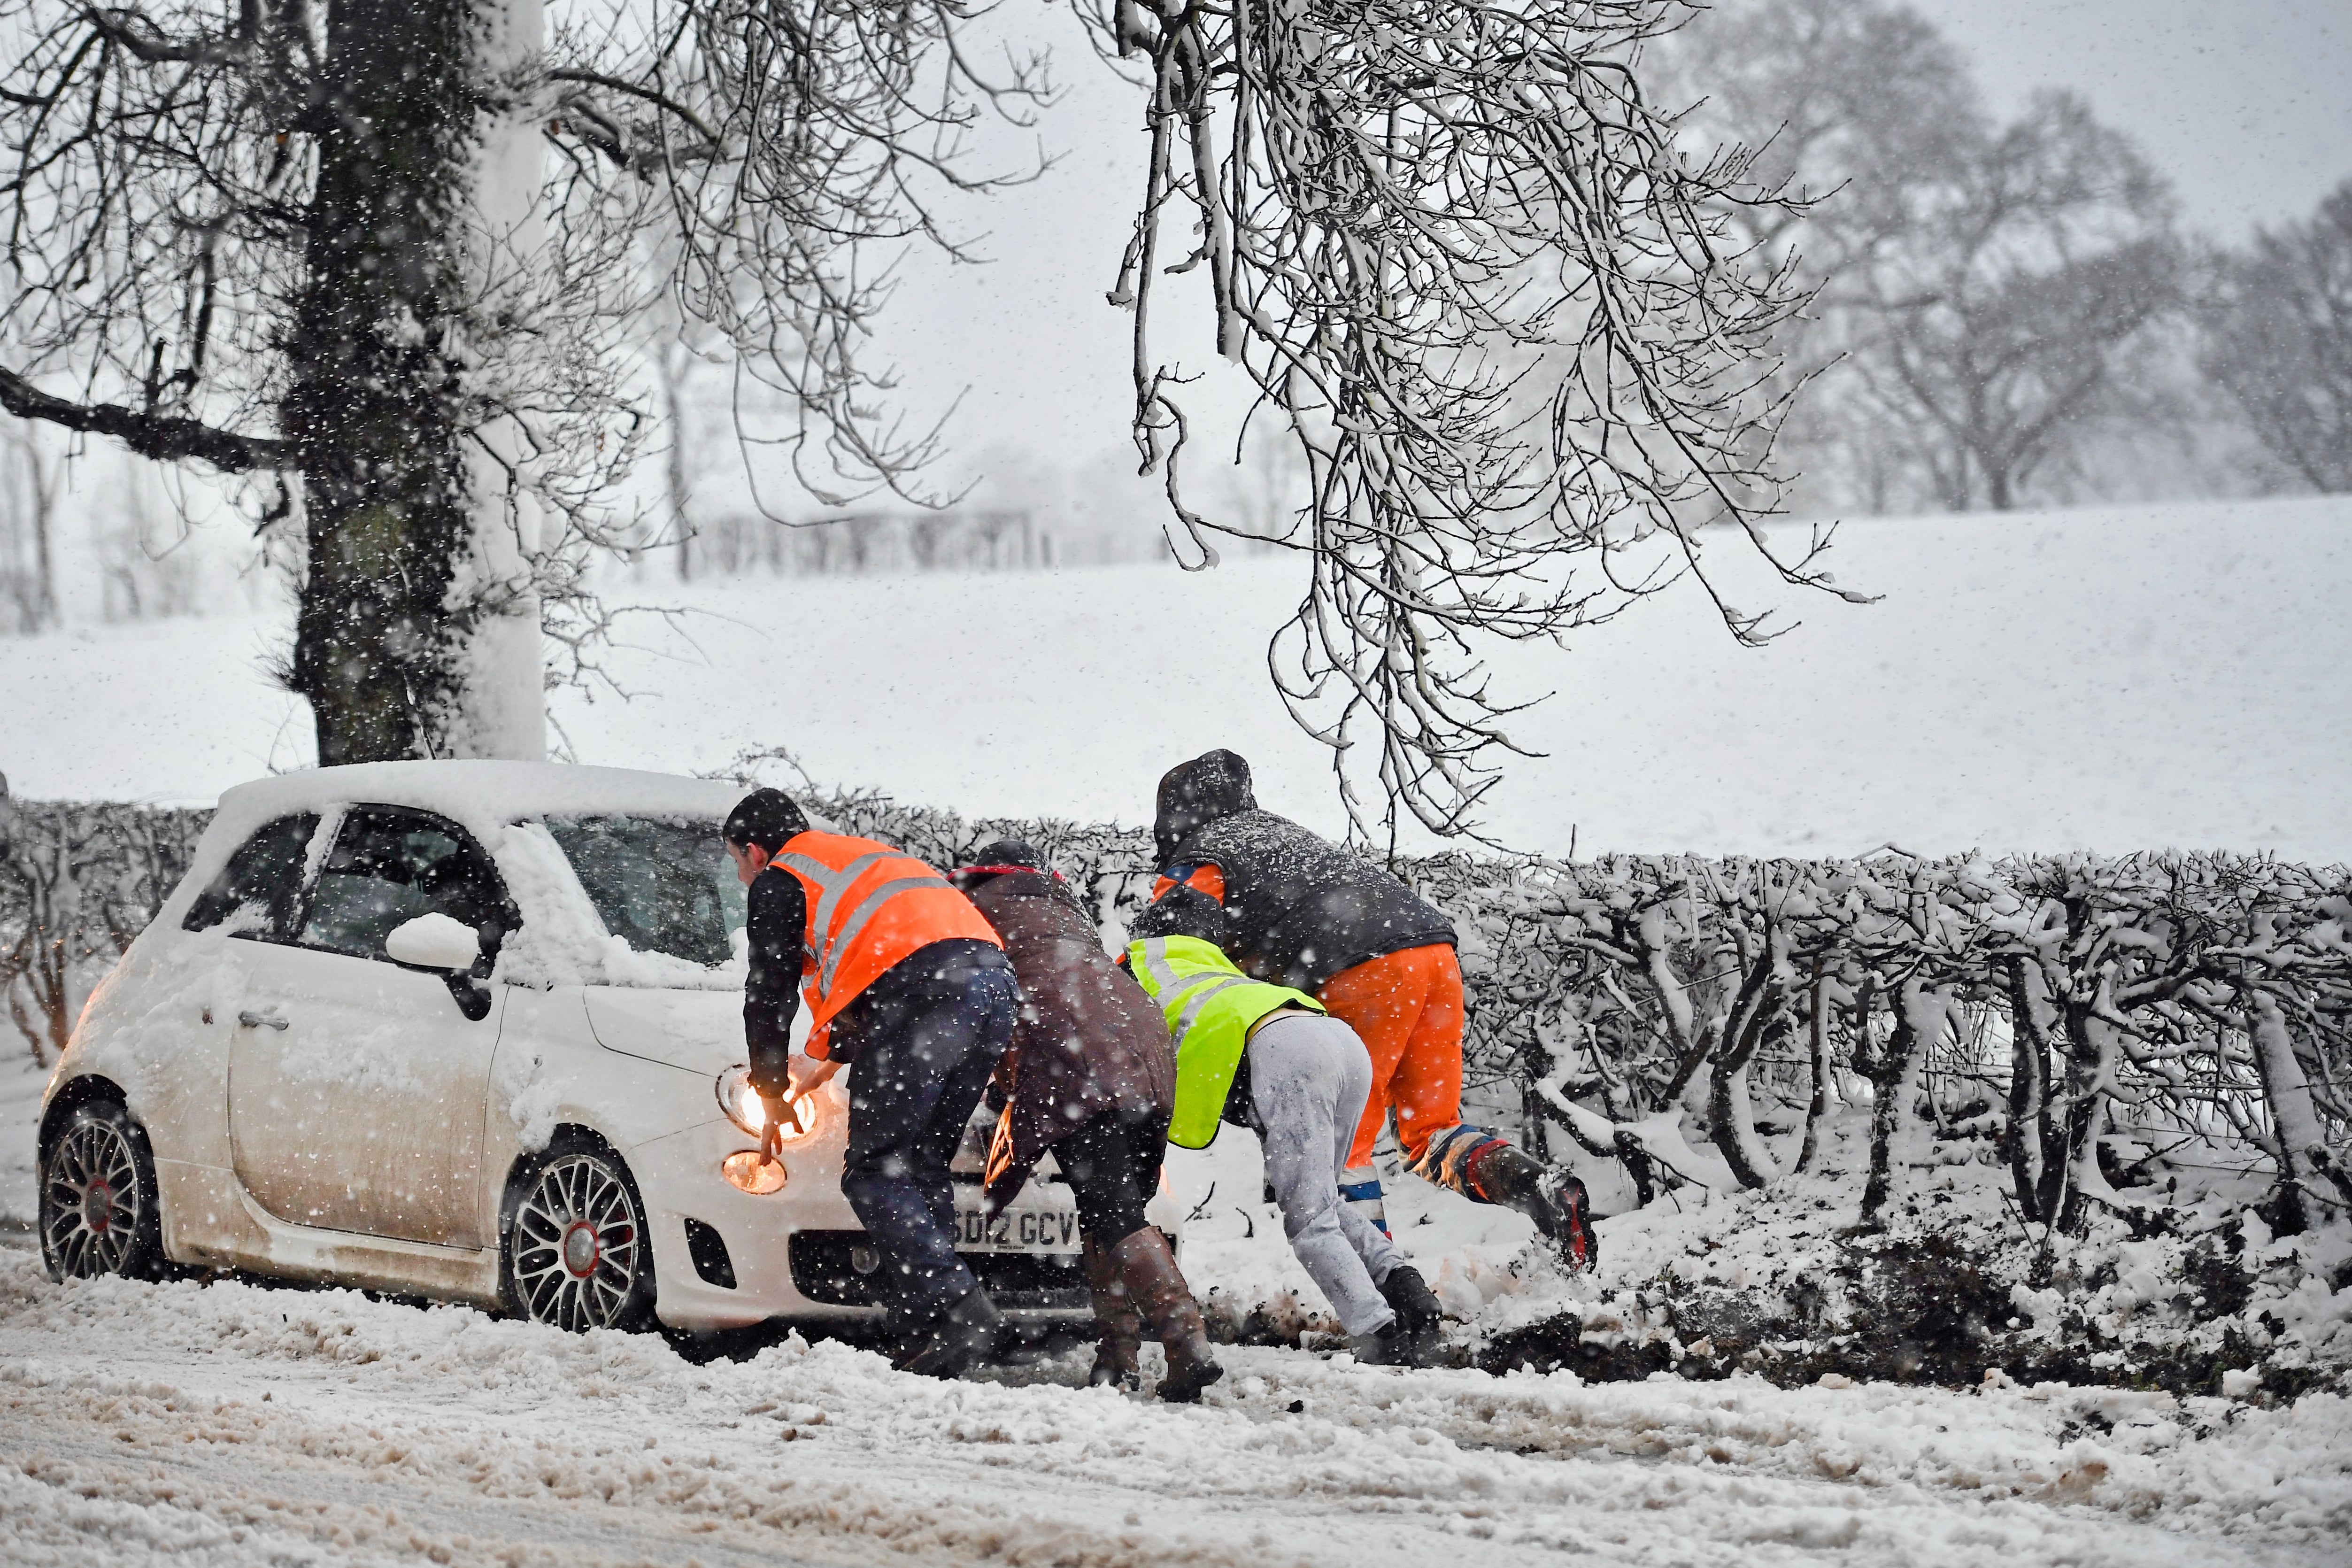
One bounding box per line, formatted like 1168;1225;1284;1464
3;1253;2346;1568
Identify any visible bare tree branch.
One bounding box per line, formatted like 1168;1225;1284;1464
0;362;293;471
1104;0;1852;847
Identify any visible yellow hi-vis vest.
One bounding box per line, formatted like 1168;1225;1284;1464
1127;935;1324;1149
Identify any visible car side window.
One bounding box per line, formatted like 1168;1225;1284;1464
181;813;321;939
297;806;513;966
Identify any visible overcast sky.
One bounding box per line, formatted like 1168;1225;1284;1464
854;0;2352;509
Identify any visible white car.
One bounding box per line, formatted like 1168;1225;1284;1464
35;761;1172;1333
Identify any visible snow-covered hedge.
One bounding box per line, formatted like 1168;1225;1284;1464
0;794;207;1064
1415;851;2352;1240
8;788;2347;1241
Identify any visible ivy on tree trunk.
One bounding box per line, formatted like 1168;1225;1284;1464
282;0;479;766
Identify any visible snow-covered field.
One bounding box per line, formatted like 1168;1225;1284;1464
4;1239;2348;1568
3;497;2347;860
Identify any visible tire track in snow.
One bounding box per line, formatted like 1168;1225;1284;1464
0;1259;2338;1567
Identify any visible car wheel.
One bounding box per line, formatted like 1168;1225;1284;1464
39;1098;166;1283
501;1137;656;1332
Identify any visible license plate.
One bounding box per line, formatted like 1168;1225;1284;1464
955;1207;1081;1254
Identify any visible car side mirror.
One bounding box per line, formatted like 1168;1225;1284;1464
386;912;484;972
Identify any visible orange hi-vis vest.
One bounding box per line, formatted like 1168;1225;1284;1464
771;830;1002;1059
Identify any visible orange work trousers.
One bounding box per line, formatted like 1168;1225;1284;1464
1316;942;1465;1169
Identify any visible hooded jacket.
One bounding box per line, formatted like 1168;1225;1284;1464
962;858;1177;1212
1147;750;1456;993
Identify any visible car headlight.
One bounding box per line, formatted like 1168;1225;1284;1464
716;1064;816;1141
723;1151;787;1194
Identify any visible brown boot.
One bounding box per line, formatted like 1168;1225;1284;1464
1082;1234;1142;1389
1111;1227;1225;1404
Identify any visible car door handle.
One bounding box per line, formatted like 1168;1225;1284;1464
238;1011;289;1031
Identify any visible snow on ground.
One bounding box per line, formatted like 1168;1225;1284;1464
3;497;2348;861
1464;1108;2352;1404
1164;1126;1552;1340
3;1242;2348;1568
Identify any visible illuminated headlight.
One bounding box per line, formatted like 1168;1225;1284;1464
723;1151;787;1194
715;1064;815;1142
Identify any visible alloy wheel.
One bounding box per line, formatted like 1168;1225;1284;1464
509;1151;647;1331
41;1112;146;1279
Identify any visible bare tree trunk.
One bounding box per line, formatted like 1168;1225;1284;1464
2051;998;2119;1233
1795;957;1831;1173
1707;935;1784;1189
1985;456;2017;511
283;0;545;765
0;428;59;632
283;0;479;765
2004;955;2058;1221
659;346;694;583
2246;988;2350;1226
26;436;57;630
1860;977;1944;1226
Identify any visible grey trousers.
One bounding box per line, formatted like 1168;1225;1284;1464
1248;1012;1405;1336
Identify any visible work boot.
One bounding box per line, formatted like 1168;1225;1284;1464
1350;1314;1418;1367
1465;1142;1596;1272
1110;1228;1225;1403
893;1288;1003;1379
1082;1235;1143;1390
1377;1264;1446;1363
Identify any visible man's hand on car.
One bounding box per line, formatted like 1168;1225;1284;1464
759;1093;793;1164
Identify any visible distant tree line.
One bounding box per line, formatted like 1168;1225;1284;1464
1655;0;2352;515
645;506;1056;581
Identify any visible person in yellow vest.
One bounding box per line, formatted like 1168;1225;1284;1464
1125;915;1448;1366
725;788;1016;1379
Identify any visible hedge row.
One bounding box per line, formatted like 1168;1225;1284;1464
7;786;2347;1233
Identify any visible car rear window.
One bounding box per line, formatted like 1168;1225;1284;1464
546;816;745;969
182;813;319;937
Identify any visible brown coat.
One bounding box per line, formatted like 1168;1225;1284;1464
968;870;1177;1211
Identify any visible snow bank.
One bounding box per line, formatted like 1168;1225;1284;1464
1457;1107;2352;1406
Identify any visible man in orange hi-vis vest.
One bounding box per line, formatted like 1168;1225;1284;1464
725;788;1017;1378
1146;751;1594;1280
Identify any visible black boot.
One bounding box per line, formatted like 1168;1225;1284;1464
893;1288;1003;1379
1351;1315;1421;1366
1465;1143;1596;1272
1376;1264;1446;1363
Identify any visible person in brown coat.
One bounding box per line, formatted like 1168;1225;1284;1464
951;840;1223;1402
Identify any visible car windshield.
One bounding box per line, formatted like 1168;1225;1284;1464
545;815;746;969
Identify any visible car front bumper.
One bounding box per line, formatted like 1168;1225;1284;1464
628;1114;1129;1333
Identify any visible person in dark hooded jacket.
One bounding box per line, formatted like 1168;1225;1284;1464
1149;750;1594;1282
951;841;1223;1403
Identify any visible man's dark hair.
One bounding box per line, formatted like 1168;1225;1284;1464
723;788;809;855
970;838;1043;870
948;838;1053;895
1153;748;1257;865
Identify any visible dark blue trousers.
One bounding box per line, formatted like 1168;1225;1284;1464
840;958;1018;1324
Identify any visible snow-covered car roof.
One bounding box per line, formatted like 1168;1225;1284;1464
163;764;759;990
210;760;744;844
